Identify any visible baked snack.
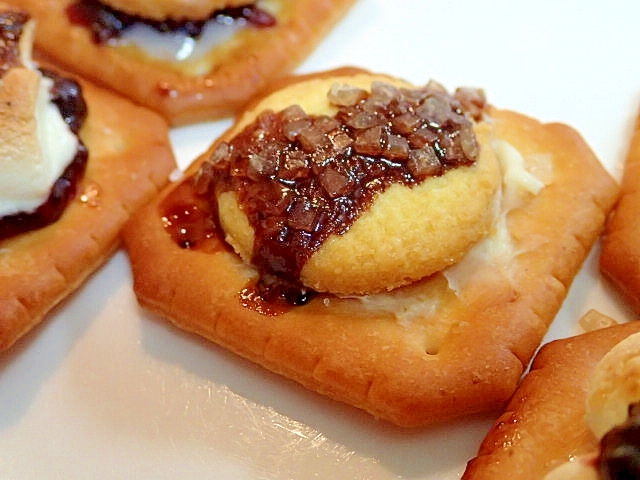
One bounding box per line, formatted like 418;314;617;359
122;67;618;427
600;109;640;313
462;313;640;480
0;6;176;352
6;0;356;125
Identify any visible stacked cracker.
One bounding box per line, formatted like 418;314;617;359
4;3;639;472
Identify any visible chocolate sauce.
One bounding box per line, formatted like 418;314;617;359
160;177;219;252
42;69;88;134
164;81;486;307
66;0;276;44
597;402;640;479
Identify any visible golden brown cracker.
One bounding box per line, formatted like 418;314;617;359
601;109;640;313
122;68;618;427
0;74;175;352
462;317;640;480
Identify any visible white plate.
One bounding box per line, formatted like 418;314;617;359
2;1;640;478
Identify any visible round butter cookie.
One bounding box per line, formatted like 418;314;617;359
201;72;502;296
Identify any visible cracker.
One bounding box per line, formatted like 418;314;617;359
462;316;640;480
122;68;618;427
8;0;356;125
600;109;640;313
0;72;175;352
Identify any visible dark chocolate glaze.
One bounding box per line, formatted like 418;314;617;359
66;0;276;44
163;80;486;306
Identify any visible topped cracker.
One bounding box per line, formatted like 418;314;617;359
123;68;618;426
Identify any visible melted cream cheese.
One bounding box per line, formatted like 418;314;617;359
0;22;79;218
113;0;280;69
353;134;550;337
116;18;244;63
544;456;599;480
443;137;549;293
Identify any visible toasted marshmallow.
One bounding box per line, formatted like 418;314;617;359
0;18;79;218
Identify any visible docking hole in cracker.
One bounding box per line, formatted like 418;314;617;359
123;67;618;427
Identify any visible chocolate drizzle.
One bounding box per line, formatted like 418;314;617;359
66;0;276;44
597;402;640;479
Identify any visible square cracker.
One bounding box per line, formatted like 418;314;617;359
122;71;618;427
7;0;356;125
462;317;640;479
0;73;176;352
601;109;640;313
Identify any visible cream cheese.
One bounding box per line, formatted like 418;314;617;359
0;21;79;218
443;138;550;293
544;456;599;480
113;0;280;71
352;135;550;343
116;18;243;63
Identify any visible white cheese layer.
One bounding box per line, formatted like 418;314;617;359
116;18;243;62
0;74;79;218
544;456;599;480
354;135;550;328
443;138;550;293
114;0;280;63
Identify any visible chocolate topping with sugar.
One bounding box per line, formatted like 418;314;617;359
169;80;486;305
67;0;276;44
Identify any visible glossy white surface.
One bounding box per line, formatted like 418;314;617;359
2;1;640;478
